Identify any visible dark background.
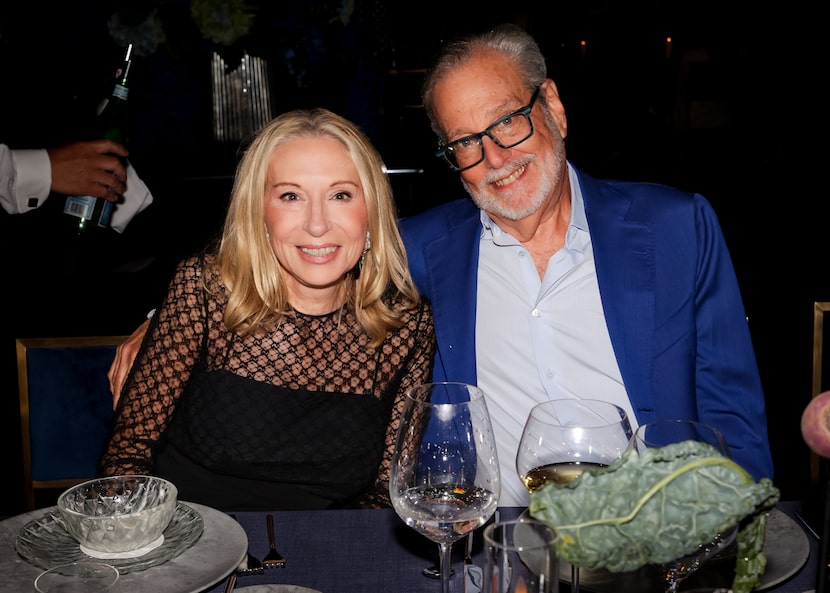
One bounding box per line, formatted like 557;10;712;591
0;1;822;515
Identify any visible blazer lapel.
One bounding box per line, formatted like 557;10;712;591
580;172;655;411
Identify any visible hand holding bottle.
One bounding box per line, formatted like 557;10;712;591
47;139;129;201
64;43;133;234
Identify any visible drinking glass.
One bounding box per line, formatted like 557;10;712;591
390;382;501;593
515;399;633;593
483;517;559;593
628;419;737;593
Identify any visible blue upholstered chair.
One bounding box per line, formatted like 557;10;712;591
16;336;127;510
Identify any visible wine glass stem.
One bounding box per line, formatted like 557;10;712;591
438;542;452;593
572;565;580;593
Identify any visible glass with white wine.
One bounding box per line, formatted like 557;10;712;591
516;399;633;593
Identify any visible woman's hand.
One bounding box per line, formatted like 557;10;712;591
108;319;149;408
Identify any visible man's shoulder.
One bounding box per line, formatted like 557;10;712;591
579;169;707;221
579;168;694;201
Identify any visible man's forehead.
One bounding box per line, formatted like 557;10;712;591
434;75;528;137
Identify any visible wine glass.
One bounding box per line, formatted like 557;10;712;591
516;399;633;593
390;382;501;593
628;419;737;593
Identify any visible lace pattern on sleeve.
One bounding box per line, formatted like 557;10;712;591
98;254;209;476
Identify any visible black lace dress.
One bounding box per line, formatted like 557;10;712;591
98;252;436;511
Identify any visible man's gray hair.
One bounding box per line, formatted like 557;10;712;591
421;23;548;142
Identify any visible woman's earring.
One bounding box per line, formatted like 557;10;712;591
359;232;371;270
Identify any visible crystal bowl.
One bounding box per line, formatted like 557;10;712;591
57;476;178;556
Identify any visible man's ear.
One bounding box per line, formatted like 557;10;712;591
540;79;567;138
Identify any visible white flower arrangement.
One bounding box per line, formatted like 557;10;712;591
108;8;166;57
106;0;354;61
190;0;255;47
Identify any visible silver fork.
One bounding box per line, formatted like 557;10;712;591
263;514;287;568
229;514;264;576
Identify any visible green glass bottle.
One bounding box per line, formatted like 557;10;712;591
64;43;133;234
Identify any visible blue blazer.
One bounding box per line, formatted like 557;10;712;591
399;165;774;481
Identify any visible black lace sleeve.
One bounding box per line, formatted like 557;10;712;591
98;254;209;476
355;298;436;508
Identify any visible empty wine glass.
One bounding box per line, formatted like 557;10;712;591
390;382;501;593
628;419;738;593
516;399;633;593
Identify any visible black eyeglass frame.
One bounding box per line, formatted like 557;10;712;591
435;86;541;172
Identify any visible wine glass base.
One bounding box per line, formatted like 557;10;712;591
422;565;455;579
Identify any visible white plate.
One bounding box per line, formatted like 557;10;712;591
550;508;809;592
234;586;323;593
756;508;811;590
2;502;247;593
15;503;204;573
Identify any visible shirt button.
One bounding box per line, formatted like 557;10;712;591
531;309;541;317
546;369;554;379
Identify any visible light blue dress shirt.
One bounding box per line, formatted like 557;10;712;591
476;164;635;506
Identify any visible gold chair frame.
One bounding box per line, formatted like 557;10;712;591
17;335;127;511
811;302;830;488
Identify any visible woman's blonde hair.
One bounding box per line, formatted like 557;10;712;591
216;108;419;346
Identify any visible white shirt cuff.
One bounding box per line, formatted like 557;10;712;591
11;149;52;212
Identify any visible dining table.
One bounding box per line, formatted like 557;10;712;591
0;501;818;593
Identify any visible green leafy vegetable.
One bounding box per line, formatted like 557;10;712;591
528;441;779;593
733;511;770;592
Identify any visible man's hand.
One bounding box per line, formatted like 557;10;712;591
109;319;150;408
47;139;129;200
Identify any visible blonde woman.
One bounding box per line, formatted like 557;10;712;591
99;109;436;511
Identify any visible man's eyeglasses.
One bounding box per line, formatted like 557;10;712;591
435;86;541;172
